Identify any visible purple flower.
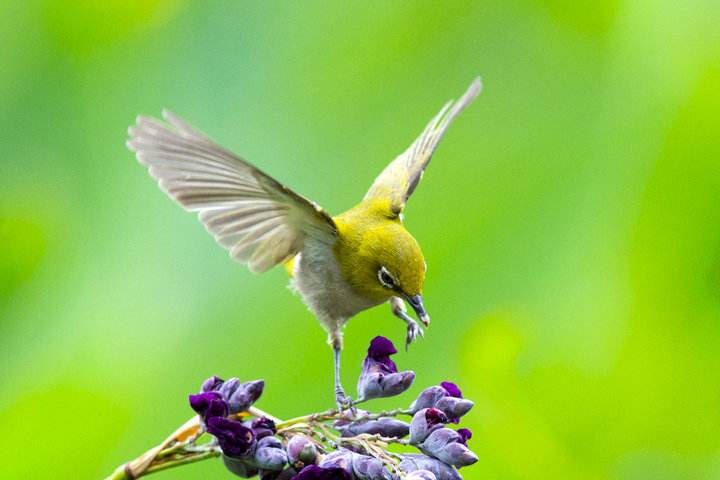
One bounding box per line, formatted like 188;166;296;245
434;397;473;424
419;428;478;468
262;468;301;480
260;470;281;480
201;375;225;392
189;391;228;420
409;386;447;412
207;416;257;458
195;376;265;416
287;435;318;466
368;336;398;372
318;450;354;475
439;382;462;398
398;454;461;480
223;455;259;478
357;336;415;400
251;416;277;440
253;436;288;471
292;465;352;480
336;416;410;439
409;382;474;423
409;408;448;444
350;453;392;480
405;470;437;480
219;378;265;414
457;428;472;445
318;450;392;480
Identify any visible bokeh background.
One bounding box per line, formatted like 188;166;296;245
2;1;720;478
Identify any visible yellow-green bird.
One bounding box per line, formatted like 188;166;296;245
127;78;482;409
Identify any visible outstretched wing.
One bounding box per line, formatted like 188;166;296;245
364;77;482;216
127;110;337;273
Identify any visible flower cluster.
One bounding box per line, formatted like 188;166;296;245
188;336;478;480
189;376;264;421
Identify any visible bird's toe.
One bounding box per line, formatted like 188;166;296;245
405;321;424;351
335;390;356;415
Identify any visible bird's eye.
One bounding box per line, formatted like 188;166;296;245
378;267;395;289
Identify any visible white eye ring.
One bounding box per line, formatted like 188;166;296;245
378;266;396;289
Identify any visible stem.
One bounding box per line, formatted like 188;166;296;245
249;406;283;424
277;408;339;429
145;449;221;475
277;407;412;430
363;408;413;420
104;445;220;480
106;405;414;479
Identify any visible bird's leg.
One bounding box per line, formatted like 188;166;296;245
390;296;424;351
330;333;354;413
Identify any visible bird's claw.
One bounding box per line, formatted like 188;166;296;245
335;390;356;416
405;320;425;351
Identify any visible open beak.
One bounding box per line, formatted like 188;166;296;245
406;294;430;327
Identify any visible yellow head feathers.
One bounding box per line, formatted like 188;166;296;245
333;202;426;303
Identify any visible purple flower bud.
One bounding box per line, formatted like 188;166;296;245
287;435;318;466
267;468;300;480
457;428;472;445
405;470;437;480
217;378;265;414
189;391;228;420
357;339;415;400
434;397;474;424
337;417;410;438
409;408;448;444
351;453;392;480
318;449;354;475
260;470;279;480
367;336;398;372
398;454;461;480
201;375;225;392
409;383;473;423
223;455;259;478
409;386;448;413
439;382;463;398
263;468;304;480
219;378;242;397
253;436;288;471
434;442;478;469
419;428;478;468
252;416;277;440
357;370;415;400
292;465;353;480
207;416;257;458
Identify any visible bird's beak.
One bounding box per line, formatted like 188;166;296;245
406;294;430;327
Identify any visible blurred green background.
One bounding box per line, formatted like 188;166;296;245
1;1;719;478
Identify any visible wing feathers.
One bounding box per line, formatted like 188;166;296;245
128;110;337;273
364;77;482;215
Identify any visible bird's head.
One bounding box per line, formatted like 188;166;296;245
335;213;429;325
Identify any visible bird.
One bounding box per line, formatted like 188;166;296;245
127;77;482;410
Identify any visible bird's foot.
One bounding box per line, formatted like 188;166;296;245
335;389;356;416
405;319;425;351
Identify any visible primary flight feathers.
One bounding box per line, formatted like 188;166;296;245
127;77;482;273
364;77;482;215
